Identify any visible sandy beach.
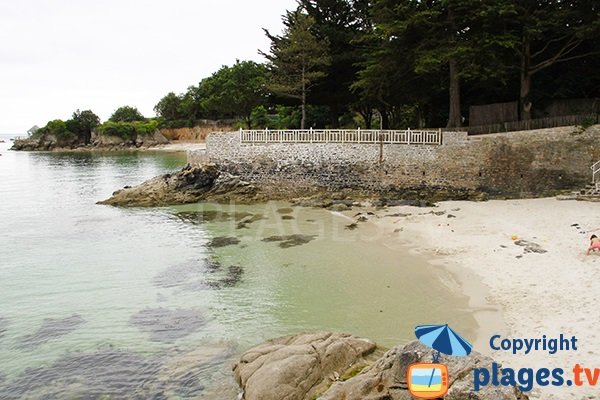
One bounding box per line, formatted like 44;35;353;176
152;141;206;152
370;198;600;399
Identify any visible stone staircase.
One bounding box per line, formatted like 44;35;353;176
557;160;600;201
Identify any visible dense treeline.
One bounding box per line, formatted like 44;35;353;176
36;0;600;135
155;0;599;130
32;106;156;142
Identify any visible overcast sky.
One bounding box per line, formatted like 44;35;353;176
0;0;297;133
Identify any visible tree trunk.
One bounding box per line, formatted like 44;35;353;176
446;57;462;128
359;108;373;129
301;65;307;130
446;7;461;129
329;104;340;128
378;107;389;129
520;39;533;121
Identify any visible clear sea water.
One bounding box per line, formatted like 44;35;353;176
0;134;476;398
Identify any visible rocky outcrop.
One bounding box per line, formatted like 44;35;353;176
321;340;528;400
91;131;169;148
233;333;528;400
11;131;169;151
232;332;377;400
98;164;260;207
11;134;78;151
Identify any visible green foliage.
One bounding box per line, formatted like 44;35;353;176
154;92;183;121
66;109;100;144
201;60;268;127
250;106;272;129
97;120;158;140
299;0;372;127
109;106;145;122
38;119;74;139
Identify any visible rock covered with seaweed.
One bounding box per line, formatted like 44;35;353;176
98;164;260;206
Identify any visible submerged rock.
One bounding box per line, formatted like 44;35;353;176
0;317;8;338
153;259;244;292
175;210;255;225
0;343;237;399
207;236;241;248
237;214;266;229
276;207;294;214
345;223;358;230
262;234;316;248
152;260;209;289
129;308;205;342
1;348;164;399
19;314;85;349
233;332;377;400
219;265;244;287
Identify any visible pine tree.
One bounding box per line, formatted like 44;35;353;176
262;9;331;129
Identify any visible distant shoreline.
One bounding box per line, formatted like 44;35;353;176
9;139;206;154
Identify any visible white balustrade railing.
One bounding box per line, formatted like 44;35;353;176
239;128;443;145
592;160;600;186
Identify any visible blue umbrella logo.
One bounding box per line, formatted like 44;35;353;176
414;324;472;390
415;324;473;359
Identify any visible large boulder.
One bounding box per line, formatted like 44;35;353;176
91;133;127;147
136;131;169;147
98;164;259;207
233;332;377;400
321;340;528;400
233;335;528;400
98;164;220;207
11;134;77;151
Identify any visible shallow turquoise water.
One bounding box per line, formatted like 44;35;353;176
0;134;476;399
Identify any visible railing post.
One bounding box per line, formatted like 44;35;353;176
310;127;313;143
265;128;268;143
407;127;411;145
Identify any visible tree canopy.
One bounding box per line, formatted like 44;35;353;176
147;1;600;130
109;106;146;122
34;2;600;132
201;60;268;127
261;8;331;129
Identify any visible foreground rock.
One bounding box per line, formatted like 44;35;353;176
234;333;528;400
322;340;528;400
233;332;377;400
98;164;259;206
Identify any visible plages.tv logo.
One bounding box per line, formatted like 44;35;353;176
407;324;473;399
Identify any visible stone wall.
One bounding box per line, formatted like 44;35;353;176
191;126;600;197
160;125;232;142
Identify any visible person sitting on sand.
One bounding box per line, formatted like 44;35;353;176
586;235;600;255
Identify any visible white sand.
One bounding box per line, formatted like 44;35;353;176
151;142;206;152
371;198;600;399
